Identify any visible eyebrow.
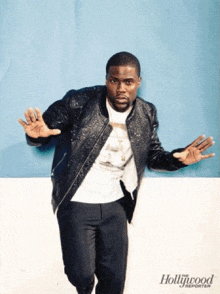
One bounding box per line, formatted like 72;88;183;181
108;76;135;81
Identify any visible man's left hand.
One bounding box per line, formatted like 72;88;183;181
173;135;215;165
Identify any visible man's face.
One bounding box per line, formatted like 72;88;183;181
106;65;141;112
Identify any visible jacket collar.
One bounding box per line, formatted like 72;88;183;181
98;86;109;118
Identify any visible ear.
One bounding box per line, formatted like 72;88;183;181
137;76;142;87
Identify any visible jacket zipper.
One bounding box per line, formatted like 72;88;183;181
51;152;67;177
55;121;110;212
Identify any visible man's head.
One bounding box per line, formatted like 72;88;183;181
105;52;141;112
106;52;141;77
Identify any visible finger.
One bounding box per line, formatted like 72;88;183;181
188;135;205;148
18;118;27;128
28;107;37;122
35;107;44;122
201;153;215;160
197;137;214;152
24;110;32;124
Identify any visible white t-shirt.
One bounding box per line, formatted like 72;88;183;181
71;99;138;203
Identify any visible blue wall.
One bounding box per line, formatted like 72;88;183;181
0;0;219;177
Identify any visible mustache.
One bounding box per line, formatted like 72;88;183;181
115;95;128;99
107;93;129;100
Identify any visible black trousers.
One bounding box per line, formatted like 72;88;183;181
57;198;128;294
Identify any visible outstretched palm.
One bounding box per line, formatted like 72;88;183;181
18;107;61;138
173;135;215;165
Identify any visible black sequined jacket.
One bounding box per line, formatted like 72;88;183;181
26;86;186;222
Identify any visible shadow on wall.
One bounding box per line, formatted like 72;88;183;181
0;139;56;177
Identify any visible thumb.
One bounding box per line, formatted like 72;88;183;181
49;129;61;136
173;152;182;159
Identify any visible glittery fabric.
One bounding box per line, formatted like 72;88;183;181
26;86;186;221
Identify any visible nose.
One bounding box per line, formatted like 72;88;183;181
117;82;125;93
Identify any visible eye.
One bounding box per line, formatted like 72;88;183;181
125;80;132;85
109;79;118;84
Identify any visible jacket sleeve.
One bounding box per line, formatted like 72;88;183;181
146;105;187;171
26;90;80;147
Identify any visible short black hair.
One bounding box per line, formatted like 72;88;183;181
106;52;141;77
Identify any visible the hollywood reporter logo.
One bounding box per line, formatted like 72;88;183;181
160;274;214;288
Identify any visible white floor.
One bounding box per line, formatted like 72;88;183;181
0;178;219;294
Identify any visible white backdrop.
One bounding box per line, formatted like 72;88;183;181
1;178;219;294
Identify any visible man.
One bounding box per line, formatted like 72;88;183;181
18;52;214;294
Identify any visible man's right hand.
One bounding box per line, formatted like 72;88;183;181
18;107;61;138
